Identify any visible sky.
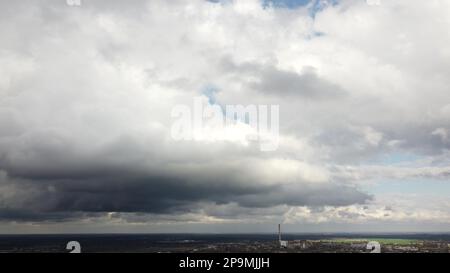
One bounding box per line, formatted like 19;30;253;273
0;0;450;233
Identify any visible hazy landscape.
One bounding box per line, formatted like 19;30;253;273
1;233;449;253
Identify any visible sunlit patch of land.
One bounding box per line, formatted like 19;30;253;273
321;238;419;245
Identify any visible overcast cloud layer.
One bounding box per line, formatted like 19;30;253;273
0;0;450;233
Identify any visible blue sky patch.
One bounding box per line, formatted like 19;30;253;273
263;0;339;17
201;84;220;105
263;0;312;9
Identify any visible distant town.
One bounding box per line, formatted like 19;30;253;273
173;238;450;253
1;230;449;253
154;225;450;253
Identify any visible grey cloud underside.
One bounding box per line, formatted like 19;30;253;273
0;130;370;218
220;58;345;99
0;167;370;221
313;122;450;163
0;209;97;222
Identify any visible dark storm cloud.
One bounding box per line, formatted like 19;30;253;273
0;164;371;222
234;183;372;208
0;109;371;223
0;208;98;223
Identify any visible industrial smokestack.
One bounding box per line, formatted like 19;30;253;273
278;223;288;248
278;224;281;242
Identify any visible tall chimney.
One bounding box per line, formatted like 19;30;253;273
278;224;281;242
